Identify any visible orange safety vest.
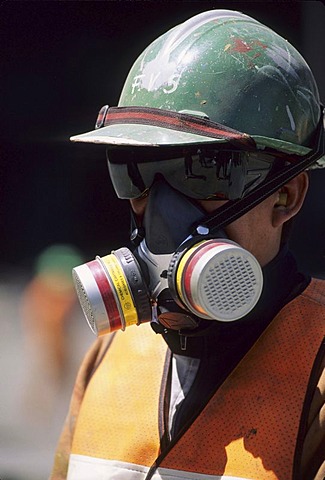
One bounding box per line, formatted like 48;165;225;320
67;279;325;480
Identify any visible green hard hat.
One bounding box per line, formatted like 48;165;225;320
71;10;324;167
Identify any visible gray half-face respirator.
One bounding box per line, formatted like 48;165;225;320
72;179;263;336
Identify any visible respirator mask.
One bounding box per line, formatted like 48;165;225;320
72;147;279;336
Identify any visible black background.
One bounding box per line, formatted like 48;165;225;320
1;0;325;276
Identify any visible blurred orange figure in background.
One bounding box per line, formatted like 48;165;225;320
20;244;83;418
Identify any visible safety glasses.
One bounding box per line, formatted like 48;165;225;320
106;146;282;201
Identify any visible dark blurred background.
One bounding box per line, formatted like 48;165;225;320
1;0;325;276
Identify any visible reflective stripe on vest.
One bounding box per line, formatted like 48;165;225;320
67;454;253;480
69;279;325;480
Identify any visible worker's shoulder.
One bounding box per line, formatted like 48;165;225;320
77;333;117;382
91;332;117;363
301;277;325;307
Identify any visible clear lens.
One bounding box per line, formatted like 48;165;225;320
107;147;277;200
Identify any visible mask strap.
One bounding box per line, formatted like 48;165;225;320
130;208;146;246
193;108;324;236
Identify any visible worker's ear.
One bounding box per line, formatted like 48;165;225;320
272;172;309;228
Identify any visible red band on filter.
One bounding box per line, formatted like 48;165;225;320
181;241;230;315
88;259;123;332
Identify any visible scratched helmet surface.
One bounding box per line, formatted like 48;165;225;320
71;9;323;163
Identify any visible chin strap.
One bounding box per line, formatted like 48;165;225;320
194;108;325;236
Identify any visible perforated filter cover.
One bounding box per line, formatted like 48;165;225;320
188;245;263;321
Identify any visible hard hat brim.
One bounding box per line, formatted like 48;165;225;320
70;123;236;147
70;122;315;158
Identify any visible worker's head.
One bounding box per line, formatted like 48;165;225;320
71;10;324;336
